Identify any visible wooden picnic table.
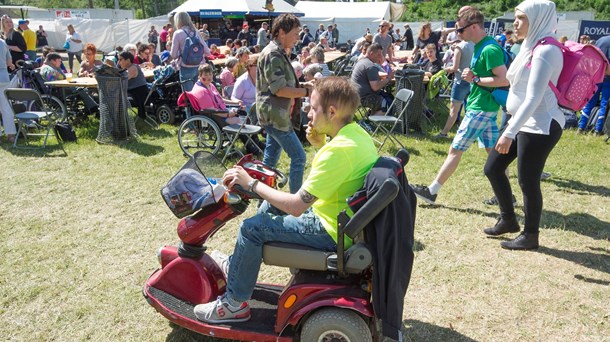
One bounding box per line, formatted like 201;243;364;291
45;69;157;89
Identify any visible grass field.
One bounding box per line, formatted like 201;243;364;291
0;111;608;341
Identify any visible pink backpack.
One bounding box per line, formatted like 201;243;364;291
532;37;609;111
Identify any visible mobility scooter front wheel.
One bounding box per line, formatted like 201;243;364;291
300;308;372;342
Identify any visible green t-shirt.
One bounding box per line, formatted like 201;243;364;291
302;122;378;248
467;36;505;113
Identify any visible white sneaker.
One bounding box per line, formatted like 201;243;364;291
193;294;251;323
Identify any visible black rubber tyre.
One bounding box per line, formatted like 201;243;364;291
178;116;222;157
156;105;175;124
27;94;67;121
300;308;372;342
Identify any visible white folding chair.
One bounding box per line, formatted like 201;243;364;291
221;107;263;163
5;88;60;149
368;88;414;152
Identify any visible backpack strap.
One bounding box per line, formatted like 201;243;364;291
529;37;564;99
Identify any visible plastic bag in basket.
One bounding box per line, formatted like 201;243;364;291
161;168;226;218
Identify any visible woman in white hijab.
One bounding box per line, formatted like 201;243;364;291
482;0;564;250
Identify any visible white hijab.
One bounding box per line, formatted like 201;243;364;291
506;0;558;84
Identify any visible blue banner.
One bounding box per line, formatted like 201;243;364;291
579;20;610;41
200;9;223;19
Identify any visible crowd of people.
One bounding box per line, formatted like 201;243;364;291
0;1;608;336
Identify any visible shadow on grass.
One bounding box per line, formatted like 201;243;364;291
427;204;499;220
546;177;610;197
112;138;165;156
541;209;610;241
403;319;478;342
0;139;68;157
166;323;232;341
537;246;610;277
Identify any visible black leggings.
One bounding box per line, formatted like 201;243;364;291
484;120;562;233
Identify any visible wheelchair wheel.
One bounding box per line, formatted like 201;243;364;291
156;105;175;124
27;94;67;122
178;115;223;157
300;308;372;342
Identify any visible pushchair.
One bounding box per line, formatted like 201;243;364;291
144;65;184;124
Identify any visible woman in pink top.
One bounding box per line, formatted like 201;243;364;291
189;64;243;125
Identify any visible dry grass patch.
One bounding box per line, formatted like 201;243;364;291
0;118;608;341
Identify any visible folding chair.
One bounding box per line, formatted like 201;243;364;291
221;107;263;163
369;88;414;152
5;88;60;149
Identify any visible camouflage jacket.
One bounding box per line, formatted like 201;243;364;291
256;40;301;131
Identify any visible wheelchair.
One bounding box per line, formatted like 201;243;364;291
177;91;261;159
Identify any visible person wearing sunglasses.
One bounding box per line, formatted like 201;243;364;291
411;7;509;206
373;21;395;63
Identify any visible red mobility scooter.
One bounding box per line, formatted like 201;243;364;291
143;151;410;341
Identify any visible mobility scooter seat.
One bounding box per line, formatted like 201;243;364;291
262;242;372;274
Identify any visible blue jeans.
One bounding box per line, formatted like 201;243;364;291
262;126;306;194
179;66;198;92
226;201;336;302
180;66;199;118
578;81;610;132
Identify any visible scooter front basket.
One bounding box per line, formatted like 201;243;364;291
161;151;227;218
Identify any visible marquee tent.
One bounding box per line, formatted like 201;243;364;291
295;1;391;44
170;0;304;17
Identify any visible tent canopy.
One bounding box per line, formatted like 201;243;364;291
170;0;303;17
295;1;390;21
296;1;391;44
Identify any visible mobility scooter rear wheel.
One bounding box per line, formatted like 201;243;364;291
301;308;372;342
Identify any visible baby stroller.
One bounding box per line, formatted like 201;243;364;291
144;65;184;124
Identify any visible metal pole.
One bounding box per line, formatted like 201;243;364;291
115;0;119;10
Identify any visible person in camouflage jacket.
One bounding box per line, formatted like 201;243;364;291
256;13;313;194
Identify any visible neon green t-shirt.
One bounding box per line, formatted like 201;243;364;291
302;122;378;249
467;36;505;113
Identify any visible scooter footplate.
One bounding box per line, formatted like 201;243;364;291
149;283;289;336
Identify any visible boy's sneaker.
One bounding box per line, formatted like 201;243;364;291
210;250;230;279
433;133;448;139
483;194;517;206
411;185;437;204
540;171;552;180
194;294;251;323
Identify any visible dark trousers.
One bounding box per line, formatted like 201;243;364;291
128;85;149;119
484;120;562;233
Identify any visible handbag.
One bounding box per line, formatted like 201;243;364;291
63;39;70;50
54;122;77;142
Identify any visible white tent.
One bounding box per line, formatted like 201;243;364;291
24;16;169;53
296;1;391;44
170;0;303;17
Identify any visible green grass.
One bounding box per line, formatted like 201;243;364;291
0;110;609;341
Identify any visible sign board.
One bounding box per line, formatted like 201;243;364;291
200;9;223;19
55;10;91;19
579;20;610;41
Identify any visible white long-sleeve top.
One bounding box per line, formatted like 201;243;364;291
504;44;565;139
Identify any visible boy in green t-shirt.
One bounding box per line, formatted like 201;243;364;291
412;7;509;205
194;77;378;324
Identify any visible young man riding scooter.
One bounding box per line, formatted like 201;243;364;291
194;76;379;323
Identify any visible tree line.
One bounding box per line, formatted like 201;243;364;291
0;0;608;21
